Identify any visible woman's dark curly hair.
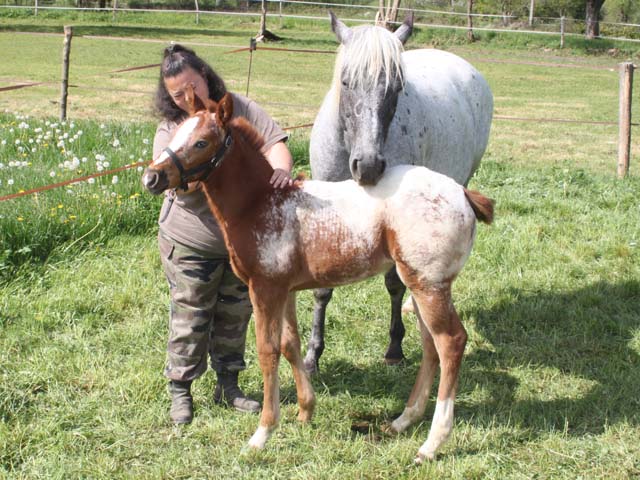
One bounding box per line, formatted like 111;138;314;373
154;43;227;123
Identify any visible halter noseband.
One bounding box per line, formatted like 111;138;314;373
163;132;232;191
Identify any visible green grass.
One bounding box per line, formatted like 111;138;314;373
1;11;640;479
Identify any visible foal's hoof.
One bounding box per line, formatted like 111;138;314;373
414;451;436;465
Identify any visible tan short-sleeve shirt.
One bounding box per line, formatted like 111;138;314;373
153;93;288;255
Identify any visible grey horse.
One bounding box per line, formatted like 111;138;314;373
304;12;493;373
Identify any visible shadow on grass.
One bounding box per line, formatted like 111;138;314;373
309;280;640;441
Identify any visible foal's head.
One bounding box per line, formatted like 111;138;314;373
142;89;233;195
330;12;413;186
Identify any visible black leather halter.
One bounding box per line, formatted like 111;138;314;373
163;132;232;191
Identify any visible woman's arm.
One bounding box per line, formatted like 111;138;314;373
265;141;294;189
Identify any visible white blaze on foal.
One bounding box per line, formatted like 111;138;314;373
153;116;201;166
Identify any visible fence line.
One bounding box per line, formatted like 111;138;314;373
1;4;640;44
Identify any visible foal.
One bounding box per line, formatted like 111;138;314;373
142;91;494;463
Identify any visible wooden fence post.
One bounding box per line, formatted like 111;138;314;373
35;0;38;16
560;16;565;48
466;0;475;42
60;26;73;122
617;62;634;178
195;0;200;25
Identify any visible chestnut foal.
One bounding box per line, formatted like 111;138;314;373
142;91;494;463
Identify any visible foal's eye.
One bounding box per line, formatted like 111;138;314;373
194;140;208;149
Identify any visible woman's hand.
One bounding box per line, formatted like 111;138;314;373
270;168;293;189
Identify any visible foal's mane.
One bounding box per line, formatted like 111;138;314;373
332;24;405;94
229;116;266;154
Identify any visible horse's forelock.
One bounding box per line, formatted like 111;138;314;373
333;25;405;93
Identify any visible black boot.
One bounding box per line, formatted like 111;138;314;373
169;380;193;424
214;371;261;413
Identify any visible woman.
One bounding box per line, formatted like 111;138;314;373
152;43;293;424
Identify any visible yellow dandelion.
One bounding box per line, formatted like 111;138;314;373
69;215;77;220
57;204;63;209
18;189;25;193
17;217;24;221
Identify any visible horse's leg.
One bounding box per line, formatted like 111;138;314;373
390;301;439;433
410;283;467;464
247;285;287;450
384;267;406;364
303;287;333;374
281;292;316;422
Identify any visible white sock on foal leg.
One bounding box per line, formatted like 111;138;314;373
248;425;275;449
415;398;455;464
391;404;422;433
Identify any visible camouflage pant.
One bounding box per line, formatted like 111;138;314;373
158;232;253;382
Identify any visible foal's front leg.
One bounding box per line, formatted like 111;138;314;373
247;285;288;449
281;292;315;422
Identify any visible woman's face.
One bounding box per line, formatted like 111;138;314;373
164;66;210;113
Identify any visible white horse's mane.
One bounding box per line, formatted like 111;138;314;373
332;24;405;96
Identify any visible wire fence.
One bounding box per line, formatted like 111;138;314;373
0;23;637;187
1;0;640;43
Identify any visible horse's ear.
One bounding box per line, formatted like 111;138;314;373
216;92;234;127
394;11;414;45
185;84;206;115
329;11;352;46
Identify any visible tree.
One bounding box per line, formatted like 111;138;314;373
256;0;282;42
585;0;606;38
376;0;402;30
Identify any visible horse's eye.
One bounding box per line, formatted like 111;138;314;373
195;140;208;149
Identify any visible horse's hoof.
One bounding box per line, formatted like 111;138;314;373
303;358;319;375
384;356;404;366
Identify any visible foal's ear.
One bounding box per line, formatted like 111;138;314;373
185;84;206;115
329;11;352;46
216;92;234;126
394;11;414;45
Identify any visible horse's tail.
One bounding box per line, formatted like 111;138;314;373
463;188;494;225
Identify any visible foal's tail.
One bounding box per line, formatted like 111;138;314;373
463;188;495;225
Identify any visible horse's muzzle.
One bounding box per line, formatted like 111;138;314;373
142;167;169;195
350;155;387;186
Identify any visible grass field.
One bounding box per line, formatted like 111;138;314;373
1;10;640;479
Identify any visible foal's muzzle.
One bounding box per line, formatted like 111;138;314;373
142;168;169;195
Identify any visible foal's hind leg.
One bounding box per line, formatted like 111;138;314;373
384;267;407;364
303;287;333;374
281;292;316;422
410;284;467;463
390;305;439;433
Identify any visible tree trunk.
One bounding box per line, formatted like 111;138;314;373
585;0;605;39
387;0;401;25
256;0;282;42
